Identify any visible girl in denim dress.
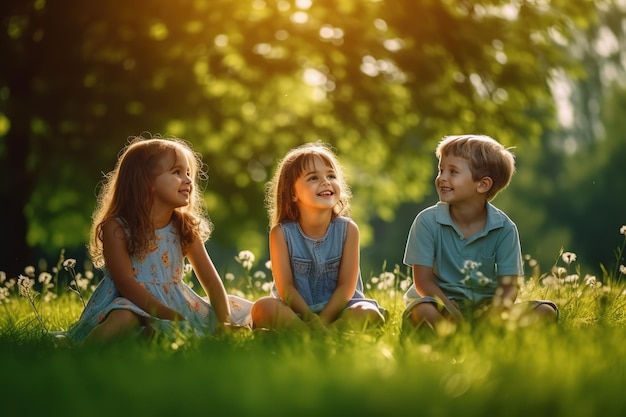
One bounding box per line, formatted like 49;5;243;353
251;142;385;332
64;135;252;345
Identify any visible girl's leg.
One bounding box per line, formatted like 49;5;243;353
83;309;143;345
251;297;307;330
333;302;385;332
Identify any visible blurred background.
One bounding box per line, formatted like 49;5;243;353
1;0;625;282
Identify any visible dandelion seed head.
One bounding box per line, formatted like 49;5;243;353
462;260;480;271
561;252;577;265
63;259;77;269
43;292;58;303
541;276;557;287
38;272;52;284
478;276;492;286
236;250;255;264
225;272;235;282
0;287;10;303
584;275;598;287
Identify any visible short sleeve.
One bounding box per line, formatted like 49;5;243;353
403;209;436;268
495;222;524;277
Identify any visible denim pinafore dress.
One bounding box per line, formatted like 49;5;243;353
270;217;380;313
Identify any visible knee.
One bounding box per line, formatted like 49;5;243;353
106;309;142;329
251;297;277;324
534;303;558;322
408;303;442;327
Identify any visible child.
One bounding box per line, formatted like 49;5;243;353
402;134;558;333
65;135;252;344
251;142;385;332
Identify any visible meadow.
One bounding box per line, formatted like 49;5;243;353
2;230;626;417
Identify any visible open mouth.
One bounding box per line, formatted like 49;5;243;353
318;190;333;197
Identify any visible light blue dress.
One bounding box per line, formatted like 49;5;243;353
65;220;252;343
270;217;382;313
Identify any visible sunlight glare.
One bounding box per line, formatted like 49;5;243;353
290;11;309;24
214;34;228;47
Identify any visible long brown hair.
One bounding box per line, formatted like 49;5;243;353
89;135;212;268
265;142;351;228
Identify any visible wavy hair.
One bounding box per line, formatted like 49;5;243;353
265;142;351;228
89;135;212;268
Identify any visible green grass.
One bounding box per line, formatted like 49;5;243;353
2;250;626;417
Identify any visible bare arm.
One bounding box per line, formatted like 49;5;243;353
186;238;231;326
270;225;316;320
102;219;184;321
318;220;360;325
412;264;463;322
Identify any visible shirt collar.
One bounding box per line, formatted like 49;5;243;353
435;201;505;236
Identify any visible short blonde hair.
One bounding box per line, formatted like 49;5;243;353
436;134;516;201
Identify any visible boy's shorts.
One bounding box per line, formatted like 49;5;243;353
402;296;558;322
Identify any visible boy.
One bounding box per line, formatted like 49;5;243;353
402;134;557;332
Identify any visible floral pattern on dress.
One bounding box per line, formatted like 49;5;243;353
65;220;253;343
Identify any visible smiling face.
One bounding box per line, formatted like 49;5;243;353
436;154;483;205
151;148;193;211
292;155;341;212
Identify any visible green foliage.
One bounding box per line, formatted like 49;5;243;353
0;0;608;275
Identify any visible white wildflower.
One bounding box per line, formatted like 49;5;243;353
24;266;35;278
17;275;34;297
0;287;10;304
561;252;577;265
38;272;53;285
225;272;235;282
620;225;626;236
63;258;77;270
619;265;626;275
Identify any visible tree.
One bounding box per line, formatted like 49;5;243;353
0;0;602;277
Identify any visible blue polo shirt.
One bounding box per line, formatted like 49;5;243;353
403;201;523;303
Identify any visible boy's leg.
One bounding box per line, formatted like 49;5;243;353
404;302;445;330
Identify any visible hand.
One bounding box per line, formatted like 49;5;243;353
444;300;464;323
216;321;252;335
303;313;330;333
